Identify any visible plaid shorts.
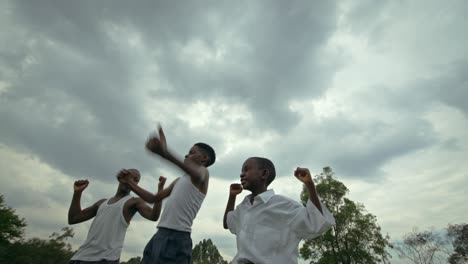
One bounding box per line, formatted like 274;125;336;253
141;227;192;264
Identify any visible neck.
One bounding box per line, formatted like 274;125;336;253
249;187;267;203
114;190;129;198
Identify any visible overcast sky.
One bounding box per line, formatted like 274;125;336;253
1;0;467;263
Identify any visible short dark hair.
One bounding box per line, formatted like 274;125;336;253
195;143;216;167
251;157;276;186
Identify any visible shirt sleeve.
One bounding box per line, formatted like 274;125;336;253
289;199;336;239
226;208;240;235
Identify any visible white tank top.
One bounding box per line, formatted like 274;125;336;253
157;168;208;232
71;195;133;261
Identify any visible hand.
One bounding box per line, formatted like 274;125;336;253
158;176;167;192
117;169;131;184
230;183;243;196
294;167;313;184
145;124;168;157
74;180;89;193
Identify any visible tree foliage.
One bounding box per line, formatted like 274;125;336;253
394;228;451;264
0;194;74;264
121;256;142;264
192;238;228;264
447;223;468;264
0;195;26;245
299;167;392;264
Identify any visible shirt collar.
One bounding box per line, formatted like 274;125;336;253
244;189;275;205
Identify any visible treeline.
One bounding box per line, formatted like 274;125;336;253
1;167;467;263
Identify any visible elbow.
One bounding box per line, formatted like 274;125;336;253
68;217;77;225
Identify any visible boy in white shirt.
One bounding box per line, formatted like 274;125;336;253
223;157;335;264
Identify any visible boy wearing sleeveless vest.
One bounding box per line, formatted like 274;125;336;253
68;169;165;264
123;126;216;264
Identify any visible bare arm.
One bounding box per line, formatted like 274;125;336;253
134;176;167;221
146;126;205;183
295;167;323;214
153;179;178;202
68;180;105;224
223;183;243;229
118;168;177;203
122;174;177;203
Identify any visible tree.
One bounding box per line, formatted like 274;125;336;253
192;238;228;264
0;193;75;264
121;256;142;264
394;227;452;264
2;227;75;264
0;195;26;245
447;223;468;264
299;167;392;264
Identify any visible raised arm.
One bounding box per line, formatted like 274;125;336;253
133;176;167;221
294;167;322;213
119;169;178;203
68;180;105;225
223;183;243;229
146;126;205;183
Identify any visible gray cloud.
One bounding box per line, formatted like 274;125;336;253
1;0;468;262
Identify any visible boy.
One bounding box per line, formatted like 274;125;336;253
123;126;216;264
223;157;335;264
68;169;165;264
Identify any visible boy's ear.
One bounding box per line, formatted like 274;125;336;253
261;169;269;180
201;154;209;164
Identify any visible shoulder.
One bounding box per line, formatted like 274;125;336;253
94;199;107;208
125;196;141;205
124;197;145;210
270;194;302;209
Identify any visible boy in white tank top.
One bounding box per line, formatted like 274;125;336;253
121;125;216;264
68;169;165;264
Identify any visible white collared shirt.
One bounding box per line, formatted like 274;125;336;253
226;189;335;264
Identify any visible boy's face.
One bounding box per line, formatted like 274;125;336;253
240;158;267;191
184;145;207;165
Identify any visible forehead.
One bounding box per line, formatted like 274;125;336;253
190;145;202;153
243;158;258;168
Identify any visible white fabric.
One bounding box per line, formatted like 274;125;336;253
71;195;133;261
227;189;335;264
157;166;208;232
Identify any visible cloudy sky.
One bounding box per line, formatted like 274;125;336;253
1;0;467;262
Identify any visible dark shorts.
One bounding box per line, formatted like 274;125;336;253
141;227;192;264
69;260;119;264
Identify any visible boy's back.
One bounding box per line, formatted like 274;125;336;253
157;166;209;232
139;126;216;264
